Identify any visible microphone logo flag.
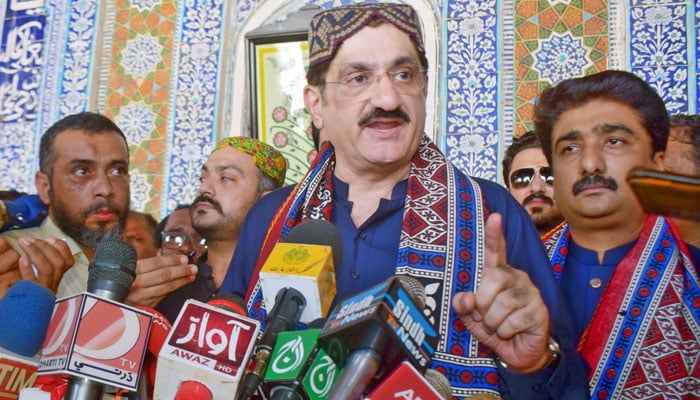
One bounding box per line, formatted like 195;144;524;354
153;300;260;400
260;243;336;324
264;329;339;400
38;293;152;391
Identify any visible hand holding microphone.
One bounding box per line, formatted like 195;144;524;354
37;239;153;400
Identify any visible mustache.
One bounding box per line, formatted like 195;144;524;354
358;108;411;127
82;199;121;217
523;193;554;207
572;175;618;195
193;194;222;213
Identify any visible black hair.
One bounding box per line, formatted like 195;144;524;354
501;131;544;187
39;112;128;176
534;70;669;165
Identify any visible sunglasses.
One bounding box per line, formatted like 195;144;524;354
509;166;554;189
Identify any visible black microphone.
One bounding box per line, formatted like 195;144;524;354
318;275;438;400
237;287;306;400
65;239;137;400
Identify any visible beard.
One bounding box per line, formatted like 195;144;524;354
522;193;564;235
51;194;127;251
191;194;245;242
530;207;565;235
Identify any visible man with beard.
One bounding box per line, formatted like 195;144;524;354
502;131;564;235
535;70;699;398
1;112;130;297
155;137;287;323
0;112;197;307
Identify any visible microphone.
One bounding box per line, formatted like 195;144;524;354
37;239;153;399
238;220;343;399
130;306;173;400
318;275;438;400
259;219;342;324
364;362;452;400
152;299;260;399
262;319;340;400
207;293;248;316
237;288;306;400
0;281;55;398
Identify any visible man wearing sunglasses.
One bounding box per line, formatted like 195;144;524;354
155;137;287;323
535;70;699;398
502;131;564;235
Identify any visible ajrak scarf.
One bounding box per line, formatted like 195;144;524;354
543;216;700;398
244;135;502;397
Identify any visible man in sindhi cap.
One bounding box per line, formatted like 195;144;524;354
221;3;589;398
156;137;287;323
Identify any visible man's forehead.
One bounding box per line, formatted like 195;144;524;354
53;130;128;159
203;147;255;171
329;24;420;70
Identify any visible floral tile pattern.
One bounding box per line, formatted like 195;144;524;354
0;1;47;192
0;0;697;217
512;0;609;136
105;0;178;214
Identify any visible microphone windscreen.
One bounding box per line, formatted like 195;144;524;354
424;369;452;399
395;275;426;310
88;239;137;301
0;280;56;356
285;219;343;267
207;293;248;316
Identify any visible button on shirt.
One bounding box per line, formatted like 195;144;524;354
560;239;636;342
330;177;406;301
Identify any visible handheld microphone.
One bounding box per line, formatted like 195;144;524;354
237;288;306;400
318;275;438;400
364;362;452;400
260;219;342;324
0;281;55;398
152;299;260;400
206;293;248;316
238;220;343;399
37;239;153;400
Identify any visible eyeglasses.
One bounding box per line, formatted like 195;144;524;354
161;231;207;257
509;166;554;189
325;65;426;99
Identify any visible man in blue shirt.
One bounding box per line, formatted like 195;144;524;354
535;70;699;398
220;3;589;398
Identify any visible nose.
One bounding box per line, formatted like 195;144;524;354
530;172;546;192
368;73;402;111
579;144;605;176
197;177;214;197
93;170;115;198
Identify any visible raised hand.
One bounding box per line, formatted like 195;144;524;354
452;213;552;373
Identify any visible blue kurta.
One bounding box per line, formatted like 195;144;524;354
220;174;590;400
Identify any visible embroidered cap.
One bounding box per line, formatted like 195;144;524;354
213;137;287;187
308;3;425;67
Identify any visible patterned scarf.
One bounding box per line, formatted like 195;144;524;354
543;216;700;398
244;135;502;397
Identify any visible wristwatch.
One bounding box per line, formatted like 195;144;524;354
496;336;561;371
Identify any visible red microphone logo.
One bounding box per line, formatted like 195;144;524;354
167;301;259;378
